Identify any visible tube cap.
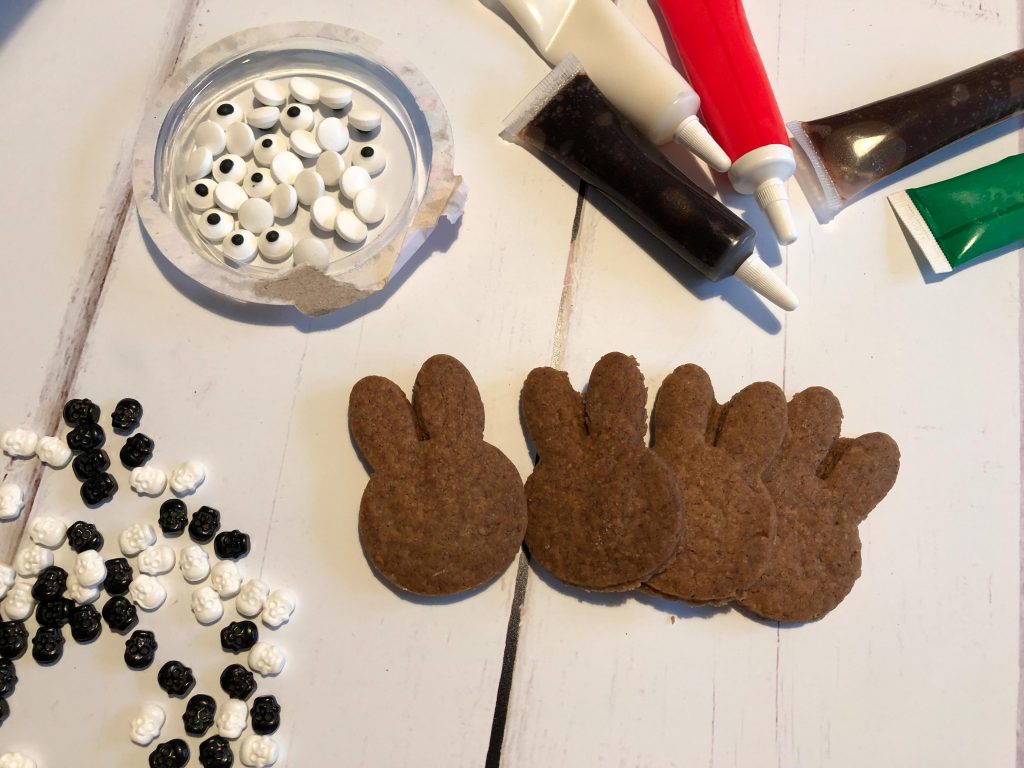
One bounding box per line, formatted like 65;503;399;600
674;115;731;173
755;178;798;245
733;255;798;311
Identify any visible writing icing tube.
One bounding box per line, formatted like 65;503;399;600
655;0;799;245
496;0;732;171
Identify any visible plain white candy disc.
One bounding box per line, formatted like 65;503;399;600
289;76;320;104
348;108;382;132
316;152;345;187
186;147;213;180
320;84;353;110
294;170;325;206
293;238;330;270
247;106;281;130
340;166;371;200
290;129;322;159
253;78;286;106
310;196;341;231
225;122;255;156
271;151;303;184
238;198;275;234
316;118;349;153
335;210;367;243
270;184;297;219
213;181;247;213
354;187;387;225
194;121;226;154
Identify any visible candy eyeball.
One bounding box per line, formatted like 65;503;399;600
198;210;234;242
28;516;67;548
349;107;382;133
236;579;270;618
129;702;166;747
247;106;281;130
187;180;217;211
222;230;258;265
187;146;213;180
169;460;206;496
315;151;345;187
14;544;53;578
315;117;348;153
35;436;71;468
214;154;246;184
192;586;224;625
279;102;314;134
261;589;297;628
289;76;320;104
253;79;286;107
216;698;248;740
211;100;244;127
240;733;280;767
225;121;256;156
243;169;275;199
1;582;35;621
210;560;242;599
352;144;386;176
130;465;168;497
73;550;107;588
248;641;285;677
180;544;211;583
139;544;176;576
0;752;37;768
0;483;23;521
253;134;289;166
334;210;367;245
257;228;294;263
65;573;99;605
320;84;353;110
194;120;227;155
120;522;157;556
1;428;38;458
130;575;167;611
340;165;371;200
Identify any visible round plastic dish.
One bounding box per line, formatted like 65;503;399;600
134;23;464;316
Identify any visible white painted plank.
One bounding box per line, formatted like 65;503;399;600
502;0;1021;766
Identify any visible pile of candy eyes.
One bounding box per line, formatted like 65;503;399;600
185;76;393;271
0;400;297;767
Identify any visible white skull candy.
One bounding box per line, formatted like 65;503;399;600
236;579;270;618
130;575;167;611
129;702;166;746
73;550;107;588
14;544;52;578
248;641;286;677
0;753;37;768
129;465;167;497
210;560;242;598
216;698;248;740
119;522;157;556
35;436;71;468
261;588;297;628
28;515;68;548
66;573;99;605
192;585;223;624
240;734;280;767
0;483;24;521
180;544;211;582
1;428;38;458
139;545;176;575
0;565;15;600
1;582;35;621
169;460;206;496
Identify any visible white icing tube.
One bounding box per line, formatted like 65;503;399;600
497;0;731;171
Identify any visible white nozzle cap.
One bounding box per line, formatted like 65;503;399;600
733;255;799;311
755;178;799;245
674;115;731;173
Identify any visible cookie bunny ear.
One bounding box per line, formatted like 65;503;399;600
652;364;715;452
522;366;585;457
777;387;844;472
349;376;420;472
823;433;901;524
412;355;485;442
584;352;648;444
714;382;787;483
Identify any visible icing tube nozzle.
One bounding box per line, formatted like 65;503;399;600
674;115;731;173
754;178;798;246
734;255;798;311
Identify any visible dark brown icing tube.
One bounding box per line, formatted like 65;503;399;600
791;49;1024;216
501;56;796;309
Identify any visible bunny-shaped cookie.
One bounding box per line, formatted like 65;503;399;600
646;365;786;603
738;387;900;622
522;353;684;591
350;355;527;597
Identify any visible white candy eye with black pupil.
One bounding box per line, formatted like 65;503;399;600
353;145;386;176
211;101;243;127
243;171;275;199
279;103;313;134
253;135;288;166
187;180;217;211
221;230;258;264
213;155;246;184
258;228;294;262
198;210;234;242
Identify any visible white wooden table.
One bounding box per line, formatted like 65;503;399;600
0;1;1020;765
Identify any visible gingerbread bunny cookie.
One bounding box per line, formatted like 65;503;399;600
349;355;527;597
522;353;684;591
646;365;787;604
738;387;900;622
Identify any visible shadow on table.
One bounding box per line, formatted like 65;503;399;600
141;214;462;332
0;0;38;51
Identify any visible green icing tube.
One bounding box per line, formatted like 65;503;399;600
889;153;1024;273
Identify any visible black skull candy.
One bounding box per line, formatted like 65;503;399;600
63;398;100;426
158;660;196;698
31;626;64;665
0;657;17;698
121;433;154;469
189;506;221;544
103;558;133;595
111;397;143;432
35;597;72;628
213;530;250;560
149;738;190;768
31;566;68;601
0;621;28;660
124;630;158;670
220;621;258;654
69;604;102;643
102;595;138;634
220;664;256;700
159;499;189;536
250;695;281;735
67;520;104;552
72;448;110;481
183;693;217;736
199;735;234;768
80;472;118;506
67;422;105;452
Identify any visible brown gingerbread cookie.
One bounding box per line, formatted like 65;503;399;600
645;365;786;603
738;387;900;622
522;352;684;591
349;355;528;597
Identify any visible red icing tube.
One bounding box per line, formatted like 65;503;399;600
655;0;798;245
